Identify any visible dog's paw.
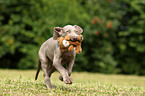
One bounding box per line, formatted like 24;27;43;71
49;85;57;89
63;77;73;84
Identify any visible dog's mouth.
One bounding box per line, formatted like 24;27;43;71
71;39;78;42
70;37;79;42
69;35;83;42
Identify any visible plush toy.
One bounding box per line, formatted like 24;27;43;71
57;35;83;54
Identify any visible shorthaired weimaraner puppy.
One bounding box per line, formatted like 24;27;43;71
35;25;83;89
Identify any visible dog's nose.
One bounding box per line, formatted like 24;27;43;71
71;37;78;41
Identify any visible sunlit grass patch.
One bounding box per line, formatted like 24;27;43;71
0;69;145;95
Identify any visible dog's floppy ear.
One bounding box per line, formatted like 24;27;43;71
74;25;83;34
53;27;63;40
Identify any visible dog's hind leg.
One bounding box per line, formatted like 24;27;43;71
41;61;56;89
48;66;56;77
46;58;56;78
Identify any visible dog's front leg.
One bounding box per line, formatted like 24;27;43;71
59;59;75;82
53;58;73;84
67;59;75;76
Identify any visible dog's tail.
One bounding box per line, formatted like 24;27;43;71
35;60;41;80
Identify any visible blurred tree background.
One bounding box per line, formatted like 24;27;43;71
0;0;145;75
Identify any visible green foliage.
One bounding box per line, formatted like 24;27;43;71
0;70;145;95
0;0;88;69
0;0;145;75
115;0;145;75
76;0;126;73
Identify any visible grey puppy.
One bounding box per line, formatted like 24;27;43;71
35;25;83;89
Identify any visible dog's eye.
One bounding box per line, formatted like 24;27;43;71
66;31;70;33
75;30;78;33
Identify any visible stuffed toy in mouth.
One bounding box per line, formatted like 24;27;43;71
57;35;83;54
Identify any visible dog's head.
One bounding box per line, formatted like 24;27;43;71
53;25;83;41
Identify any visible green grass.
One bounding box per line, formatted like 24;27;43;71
0;69;145;95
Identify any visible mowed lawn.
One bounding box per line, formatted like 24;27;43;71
0;69;145;95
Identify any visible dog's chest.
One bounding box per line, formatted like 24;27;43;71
61;51;74;63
